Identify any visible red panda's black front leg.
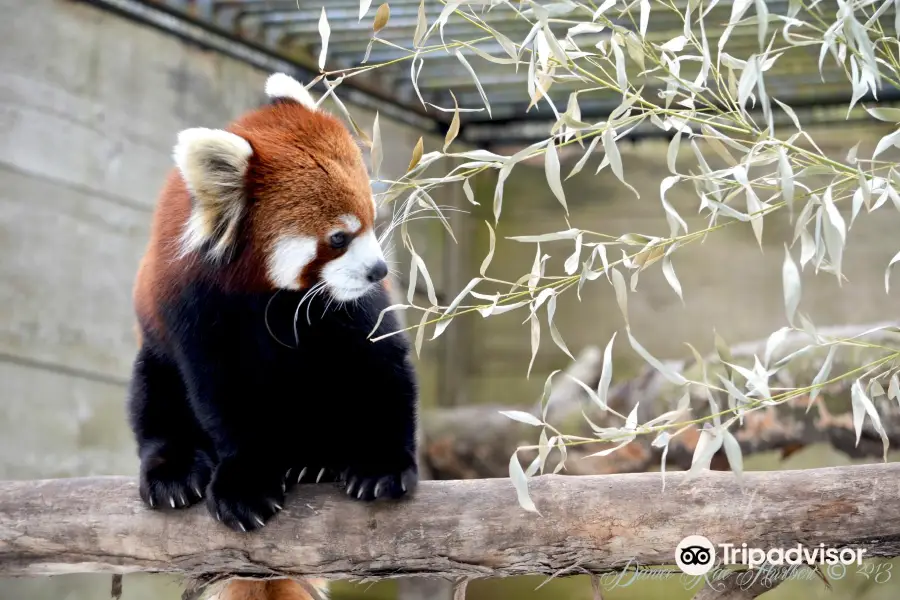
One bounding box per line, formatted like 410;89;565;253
339;342;420;503
188;398;289;532
127;343;215;511
176;346;291;532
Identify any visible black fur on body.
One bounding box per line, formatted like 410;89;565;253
127;277;418;533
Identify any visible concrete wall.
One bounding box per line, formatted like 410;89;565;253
0;1;447;598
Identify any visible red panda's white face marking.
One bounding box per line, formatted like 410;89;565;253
170;73;387;301
267;236;318;290
340;214;362;233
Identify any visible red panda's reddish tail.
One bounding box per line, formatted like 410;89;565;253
207;578;328;600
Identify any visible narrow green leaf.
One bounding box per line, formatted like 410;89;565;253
886;250;900;294
639;0;650;38
444;91;460;151
540;369;561;421
889;374;899;402
414;307;434;358
455;50;491;117
851;380;890;461
508;452;540;514
597;331;617;408
480;221;495;276
545;137;568;214
866;107;900;122
432;277;481;340
764;326;791;366
567;137;600;180
723;430;744;482
783;244;801;326
610;267;629;326
371;112;383;178
602;127;639;197
359;0;372;20
808;345;838;411
667;129;682;173
463;178;477;206
585;436;636;458
821;187;846;281
547;293;574;360
778;148;795;220
367;304;410;339
568;373;608;410
527;311;540;378
688;428;724;474
499;410;543;427
493;163;511;224
318;8;330;71
627;326;687;385
563;233;583;275
662;255;685;305
413;0;427;46
509;229;580;243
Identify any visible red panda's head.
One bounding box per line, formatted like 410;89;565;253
172;73;386;302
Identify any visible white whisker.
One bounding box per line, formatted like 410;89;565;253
294;281;326;344
265;290;296;349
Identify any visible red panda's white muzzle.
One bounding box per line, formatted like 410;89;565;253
321;229;386;302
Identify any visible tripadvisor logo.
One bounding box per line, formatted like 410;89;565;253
675;535;868;575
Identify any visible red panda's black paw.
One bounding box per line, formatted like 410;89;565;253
139;444;213;510
206;459;285;533
342;464;418;502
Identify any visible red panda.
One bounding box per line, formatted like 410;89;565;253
127;73;419;537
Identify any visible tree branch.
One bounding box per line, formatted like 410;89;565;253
422;323;900;479
3;464;900;579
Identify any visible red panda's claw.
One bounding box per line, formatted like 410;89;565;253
341;464;419;502
293;465;340;485
138;444;213;512
205;458;286;533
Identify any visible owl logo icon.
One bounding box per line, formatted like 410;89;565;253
676;535;716;576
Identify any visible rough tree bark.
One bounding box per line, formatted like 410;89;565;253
422;323;900;479
2;464;899;580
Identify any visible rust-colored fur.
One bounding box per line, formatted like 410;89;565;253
133;99;374;336
209;578;328;600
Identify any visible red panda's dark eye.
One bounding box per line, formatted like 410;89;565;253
329;232;349;249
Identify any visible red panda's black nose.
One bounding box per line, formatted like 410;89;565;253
366;260;389;283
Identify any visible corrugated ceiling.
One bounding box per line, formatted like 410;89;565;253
88;0;900;146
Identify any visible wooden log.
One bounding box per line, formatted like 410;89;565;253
2;464;900;579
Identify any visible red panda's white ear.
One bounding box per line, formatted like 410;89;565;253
265;73;317;111
172;127;252;260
